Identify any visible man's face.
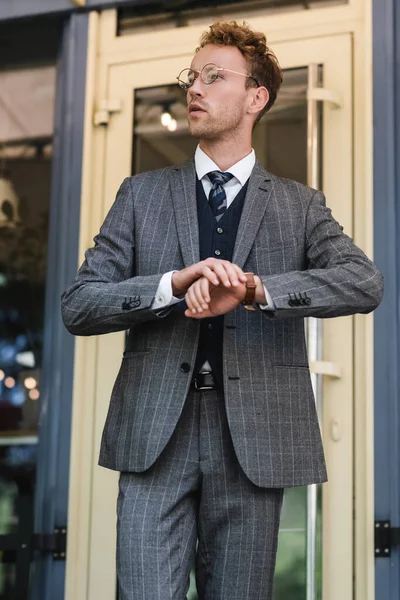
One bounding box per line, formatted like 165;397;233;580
186;44;253;141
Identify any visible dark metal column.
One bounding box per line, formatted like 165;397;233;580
373;0;400;597
30;12;88;600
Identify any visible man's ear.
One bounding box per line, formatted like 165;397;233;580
247;86;269;115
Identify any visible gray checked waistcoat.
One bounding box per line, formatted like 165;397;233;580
61;157;384;488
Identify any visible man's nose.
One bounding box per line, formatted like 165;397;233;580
188;75;205;97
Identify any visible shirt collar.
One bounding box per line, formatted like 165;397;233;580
194;145;255;186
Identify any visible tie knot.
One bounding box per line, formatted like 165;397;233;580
207;171;234;186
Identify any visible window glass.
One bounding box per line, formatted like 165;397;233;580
119;0;348;35
0;63;55;600
132;66;322;600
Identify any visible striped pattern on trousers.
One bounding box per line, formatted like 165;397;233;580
117;388;283;600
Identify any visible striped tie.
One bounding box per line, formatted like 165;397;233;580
207;170;234;221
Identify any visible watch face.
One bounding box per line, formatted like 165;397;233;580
243;304;257;311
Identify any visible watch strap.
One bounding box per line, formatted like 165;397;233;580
242;272;256;306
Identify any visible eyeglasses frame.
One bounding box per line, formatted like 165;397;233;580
177;63;260;90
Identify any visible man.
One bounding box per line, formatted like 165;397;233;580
62;20;383;600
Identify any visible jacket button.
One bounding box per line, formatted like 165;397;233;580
180;362;190;373
216;227;223;234
288;299;295;307
305;297;311;305
214;249;221;256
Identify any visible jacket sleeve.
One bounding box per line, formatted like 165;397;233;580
61;178;173;336
260;190;384;319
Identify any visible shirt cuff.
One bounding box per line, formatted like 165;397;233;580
259;285;276;311
152;271;182;311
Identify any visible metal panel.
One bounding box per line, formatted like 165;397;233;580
306;63;323;600
0;0;72;20
30;12;89;600
0;0;158;22
373;0;400;597
0;17;61;67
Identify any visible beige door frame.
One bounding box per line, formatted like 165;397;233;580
65;3;375;599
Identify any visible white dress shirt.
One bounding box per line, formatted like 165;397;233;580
152;145;274;310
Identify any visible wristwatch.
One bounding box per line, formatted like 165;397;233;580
241;272;257;311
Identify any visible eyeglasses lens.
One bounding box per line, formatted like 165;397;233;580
177;64;219;88
202;64;218;84
177;69;195;89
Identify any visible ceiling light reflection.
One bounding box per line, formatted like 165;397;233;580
161;111;172;126
24;377;37;390
29;389;40;401
167;118;177;132
4;376;15;388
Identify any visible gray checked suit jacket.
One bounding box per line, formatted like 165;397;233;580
61;158;383;488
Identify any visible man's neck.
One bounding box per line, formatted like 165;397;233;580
199;139;252;172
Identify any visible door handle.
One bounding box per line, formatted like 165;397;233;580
309;360;342;379
307;87;343;109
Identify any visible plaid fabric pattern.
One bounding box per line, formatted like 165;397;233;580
117;388;283;599
207;170;234;220
61;157;384;486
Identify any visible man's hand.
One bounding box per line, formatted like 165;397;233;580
171;259;247;297
185;277;246;318
184;274;267;318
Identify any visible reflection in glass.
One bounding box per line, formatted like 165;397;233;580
131;67;321;600
0;65;54;599
133;68;307;185
119;1;348;37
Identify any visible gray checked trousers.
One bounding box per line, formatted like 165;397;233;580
117;388;283;600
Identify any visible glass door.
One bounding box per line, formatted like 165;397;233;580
131;64;318;600
72;26;354;600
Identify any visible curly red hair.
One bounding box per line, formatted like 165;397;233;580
197;20;282;123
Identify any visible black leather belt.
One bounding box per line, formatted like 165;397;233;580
192;371;217;391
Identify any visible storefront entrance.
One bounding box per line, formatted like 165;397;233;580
66;4;373;600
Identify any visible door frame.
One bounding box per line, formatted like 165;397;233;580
65;3;375;599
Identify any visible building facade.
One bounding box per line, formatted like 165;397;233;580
0;1;398;599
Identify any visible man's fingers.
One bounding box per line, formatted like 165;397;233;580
222;263;241;287
234;265;248;283
212;262;245;287
173;258;244;296
200;277;210;305
201;259;247;287
191;281;204;310
193;279;211;311
210;263;231;287
229;263;247;283
186;285;201;314
211;262;241;287
201;265;220;287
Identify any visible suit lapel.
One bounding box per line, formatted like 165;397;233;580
169;157;273;269
232;160;273;269
169;157;200;267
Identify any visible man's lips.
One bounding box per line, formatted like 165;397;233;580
189;104;207;114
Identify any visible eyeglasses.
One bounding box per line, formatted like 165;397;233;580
177;63;259;90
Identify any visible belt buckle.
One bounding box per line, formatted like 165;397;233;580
194;371;214;391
